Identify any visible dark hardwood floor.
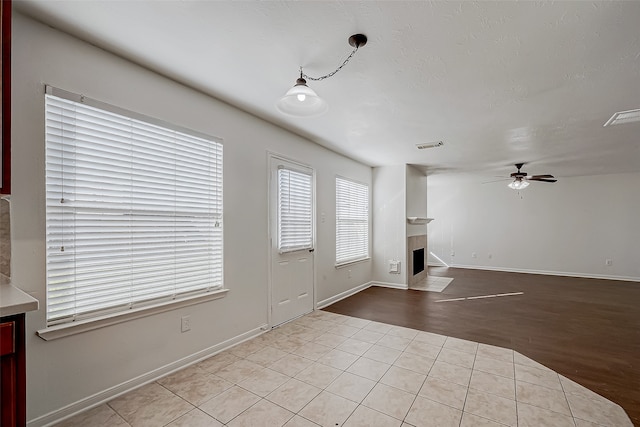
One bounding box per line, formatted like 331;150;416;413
324;267;640;426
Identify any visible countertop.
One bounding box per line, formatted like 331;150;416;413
0;275;39;317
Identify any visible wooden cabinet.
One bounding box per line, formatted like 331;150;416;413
1;280;37;427
0;313;25;426
1;0;11;194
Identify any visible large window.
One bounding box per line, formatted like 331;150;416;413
44;86;223;326
336;177;369;265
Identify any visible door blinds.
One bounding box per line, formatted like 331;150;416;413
277;167;313;253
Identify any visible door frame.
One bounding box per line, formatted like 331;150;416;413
266;152;317;327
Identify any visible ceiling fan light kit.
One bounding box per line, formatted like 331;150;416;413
276;34;367;118
507;163;556;190
507;179;529;190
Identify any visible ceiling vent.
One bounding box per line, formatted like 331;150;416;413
416;141;444;150
603;109;640;127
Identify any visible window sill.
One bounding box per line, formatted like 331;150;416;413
335;257;371;269
36;289;229;341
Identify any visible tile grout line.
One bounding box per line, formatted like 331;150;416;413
400;354;431;426
557;372;579;426
457;350;474;427
514;352;519;427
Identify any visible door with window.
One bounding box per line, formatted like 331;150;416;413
269;155;315;326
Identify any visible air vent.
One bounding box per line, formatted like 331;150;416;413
416;141;444;150
603;109;640;127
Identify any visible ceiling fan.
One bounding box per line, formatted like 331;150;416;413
506;163;557;190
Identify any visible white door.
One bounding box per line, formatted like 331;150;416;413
269;155;315;326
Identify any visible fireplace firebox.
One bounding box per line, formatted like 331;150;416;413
413;248;425;275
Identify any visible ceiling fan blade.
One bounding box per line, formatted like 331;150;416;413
528;177;557;183
528;174;555;179
481;178;511;184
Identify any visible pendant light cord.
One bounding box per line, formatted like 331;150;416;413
301;46;360;81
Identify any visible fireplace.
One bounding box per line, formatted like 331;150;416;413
413;248;425;275
407;234;427;286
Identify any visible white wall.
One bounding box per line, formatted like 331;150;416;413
427;172;640;281
406;165;427;238
372;165;406;286
12;13;372;424
371;164;428;286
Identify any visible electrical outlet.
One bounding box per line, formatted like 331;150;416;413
488;253;493;259
181;315;191;332
472;252;477;258
605;259;613;266
389;260;401;274
347;269;352;278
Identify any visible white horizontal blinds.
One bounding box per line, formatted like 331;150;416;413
336;177;369;264
45;92;223;325
277;167;313;252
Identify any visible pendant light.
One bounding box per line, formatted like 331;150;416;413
276;71;328;118
276;34;367;118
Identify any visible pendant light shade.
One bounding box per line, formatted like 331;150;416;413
276;77;328;117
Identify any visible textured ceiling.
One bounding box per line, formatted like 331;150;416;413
16;1;640;178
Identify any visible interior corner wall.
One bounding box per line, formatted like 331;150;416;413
372;165;407;286
12;13;372;424
427;172;640;281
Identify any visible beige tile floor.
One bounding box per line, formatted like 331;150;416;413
55;311;633;427
409;276;454;292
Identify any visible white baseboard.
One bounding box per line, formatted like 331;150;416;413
451;264;640;283
427;261;447;267
316;282;372;309
371;281;409;290
315;281;410;311
28;324;269;427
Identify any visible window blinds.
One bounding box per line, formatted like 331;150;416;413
336;177;369;265
277;167;313;253
45;88;223;325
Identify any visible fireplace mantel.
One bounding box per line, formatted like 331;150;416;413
407;217;434;225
